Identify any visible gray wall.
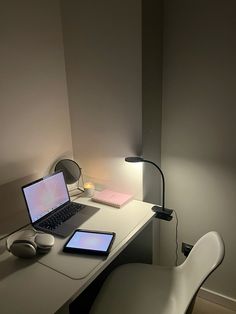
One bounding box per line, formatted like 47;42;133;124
60;0;155;265
161;0;236;299
60;0;143;198
142;0;163;263
0;0;73;236
143;1;163;203
1;0;234;302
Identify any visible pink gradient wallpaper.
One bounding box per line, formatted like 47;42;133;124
66;231;114;252
23;172;69;222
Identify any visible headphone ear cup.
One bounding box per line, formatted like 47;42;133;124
7;230;54;258
10;240;37;258
35;234;54;252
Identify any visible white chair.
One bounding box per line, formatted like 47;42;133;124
90;231;225;314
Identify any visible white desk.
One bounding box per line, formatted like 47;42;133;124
0;197;155;314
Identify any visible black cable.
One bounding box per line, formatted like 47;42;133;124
173;209;179;266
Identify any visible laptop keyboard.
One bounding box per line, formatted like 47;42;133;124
38;203;84;230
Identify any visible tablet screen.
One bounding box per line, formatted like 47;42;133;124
63;229;115;255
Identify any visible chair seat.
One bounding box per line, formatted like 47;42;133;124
90;232;225;314
90;263;178;314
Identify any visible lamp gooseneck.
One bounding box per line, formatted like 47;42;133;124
125;156;172;221
142;159;165;211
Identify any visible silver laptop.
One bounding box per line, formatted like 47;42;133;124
22;171;98;237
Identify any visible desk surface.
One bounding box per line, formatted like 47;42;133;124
0;197;155;314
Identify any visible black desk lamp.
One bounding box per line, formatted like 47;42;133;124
125;157;173;221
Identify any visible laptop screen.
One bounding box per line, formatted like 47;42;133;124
22;171;69;223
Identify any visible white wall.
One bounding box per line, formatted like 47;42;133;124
1;0;234;301
142;0;163;204
161;0;236;299
142;0;163;264
0;0;73;235
60;0;143;199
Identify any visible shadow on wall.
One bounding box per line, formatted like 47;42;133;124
0;174;38;237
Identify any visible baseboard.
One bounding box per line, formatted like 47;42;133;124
198;287;236;311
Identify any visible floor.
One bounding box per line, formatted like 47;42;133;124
193;297;236;314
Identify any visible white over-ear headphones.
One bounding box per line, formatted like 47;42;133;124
6;229;55;258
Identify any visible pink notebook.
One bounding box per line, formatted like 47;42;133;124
92;189;133;208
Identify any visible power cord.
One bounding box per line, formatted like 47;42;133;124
155;208;179;266
172;209;179;266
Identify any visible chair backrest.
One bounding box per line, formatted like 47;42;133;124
175;231;225;313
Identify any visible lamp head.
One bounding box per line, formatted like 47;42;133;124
125;156;144;163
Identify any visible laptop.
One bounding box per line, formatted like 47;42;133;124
22;171;98;237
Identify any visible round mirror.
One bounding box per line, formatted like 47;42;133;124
54;159;81;185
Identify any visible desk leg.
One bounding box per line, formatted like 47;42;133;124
152;219;160;264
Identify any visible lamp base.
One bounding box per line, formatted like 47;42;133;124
152;205;173;221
